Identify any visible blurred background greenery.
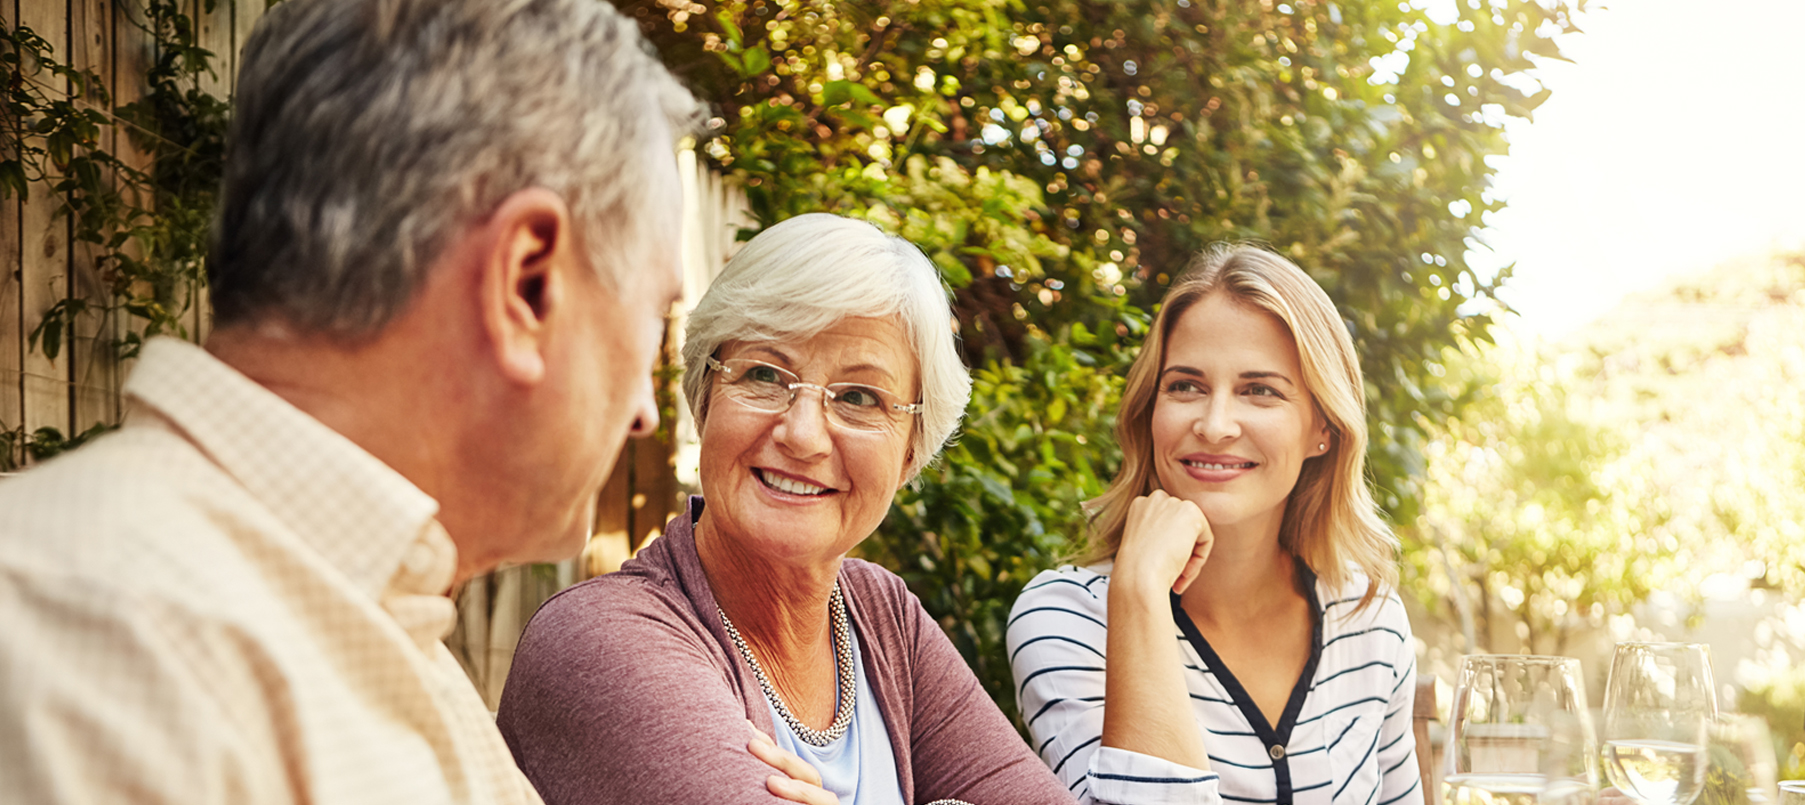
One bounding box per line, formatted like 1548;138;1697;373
616;0;1584;729
11;0;1805;777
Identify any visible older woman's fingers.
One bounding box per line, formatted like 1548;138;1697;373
748;730;825;788
747;730;837;804
766;774;842;805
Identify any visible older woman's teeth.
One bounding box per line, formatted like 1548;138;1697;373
760;470;827;496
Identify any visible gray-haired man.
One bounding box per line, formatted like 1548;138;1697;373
0;1;690;801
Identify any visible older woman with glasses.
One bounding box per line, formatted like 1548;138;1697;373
497;213;1072;805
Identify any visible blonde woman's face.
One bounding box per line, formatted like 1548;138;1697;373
1149;294;1331;536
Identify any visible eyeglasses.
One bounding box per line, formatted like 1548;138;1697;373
705;356;922;433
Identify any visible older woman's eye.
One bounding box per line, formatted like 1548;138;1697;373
743;364;785;385
833;386;884;409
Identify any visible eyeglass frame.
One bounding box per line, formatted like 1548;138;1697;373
703;356;924;431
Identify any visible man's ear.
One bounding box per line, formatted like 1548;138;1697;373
480;188;576;386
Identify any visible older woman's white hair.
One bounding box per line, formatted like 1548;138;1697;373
681;213;972;480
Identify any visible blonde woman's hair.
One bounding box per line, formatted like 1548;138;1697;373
1075;244;1398;611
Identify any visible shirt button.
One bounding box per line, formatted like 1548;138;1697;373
1269;744;1286;760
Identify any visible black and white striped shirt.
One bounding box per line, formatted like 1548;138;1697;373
1007;563;1423;805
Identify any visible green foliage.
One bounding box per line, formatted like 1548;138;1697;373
1404;342;1674;654
1740;670;1805;780
858;321;1136;727
622;0;1583;720
1406;251;1805;662
3;1;228;466
4;8;219;356
0;422;118;472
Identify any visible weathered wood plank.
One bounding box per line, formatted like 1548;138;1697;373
194;0;231;99
18;0;73;457
2;0;19;466
585;440;636;578
231;0;262;96
630;435;680;549
627;385;681;552
1;142;20;464
185;0;234;345
69;0;119;431
112;0;156;382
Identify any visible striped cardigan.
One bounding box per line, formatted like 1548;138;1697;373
1007;563;1423;805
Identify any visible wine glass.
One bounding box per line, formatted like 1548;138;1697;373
1446;655;1597;805
1776;781;1805;805
1602;642;1717;805
1702;714;1778;805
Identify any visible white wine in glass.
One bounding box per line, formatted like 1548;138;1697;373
1602;642;1715;805
1445;655;1596;805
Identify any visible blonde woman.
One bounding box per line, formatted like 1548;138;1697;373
1007;245;1421;805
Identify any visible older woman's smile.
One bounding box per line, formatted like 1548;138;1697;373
754;467;835;497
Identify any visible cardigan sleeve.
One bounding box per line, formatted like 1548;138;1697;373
1373;601;1423;805
496;579;795;805
1007;568;1221;805
865;568;1077;805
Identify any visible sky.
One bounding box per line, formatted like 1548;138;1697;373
1468;0;1805;338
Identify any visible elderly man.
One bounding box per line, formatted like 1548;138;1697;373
0;0;693;801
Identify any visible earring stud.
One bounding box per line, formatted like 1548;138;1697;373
1318;442;1326;451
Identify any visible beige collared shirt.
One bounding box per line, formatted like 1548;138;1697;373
0;337;542;804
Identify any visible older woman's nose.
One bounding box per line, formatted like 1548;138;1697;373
772;388;833;458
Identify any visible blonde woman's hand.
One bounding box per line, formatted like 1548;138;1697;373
1114;490;1213;597
747;722;840;805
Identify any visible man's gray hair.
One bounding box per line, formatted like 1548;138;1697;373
210;0;699;336
681;213;973;482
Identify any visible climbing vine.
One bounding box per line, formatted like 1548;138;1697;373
1;0;231;469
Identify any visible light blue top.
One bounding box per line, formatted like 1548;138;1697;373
766;621;905;805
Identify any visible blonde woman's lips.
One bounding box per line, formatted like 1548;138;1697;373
1178;454;1256;482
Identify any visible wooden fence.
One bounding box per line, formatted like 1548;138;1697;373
4;0;245;460
4;0;750;707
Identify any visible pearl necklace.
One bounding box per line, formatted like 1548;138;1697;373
719;583;856;747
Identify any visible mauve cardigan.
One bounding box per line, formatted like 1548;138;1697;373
497;497;1074;805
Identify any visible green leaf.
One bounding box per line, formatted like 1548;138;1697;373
741;46;771;77
715;10;744;47
0;160;28;201
821;80;853;106
932;252;973;286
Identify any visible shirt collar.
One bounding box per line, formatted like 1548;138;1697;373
125;336;449;603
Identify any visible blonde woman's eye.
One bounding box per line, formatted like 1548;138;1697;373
1246;384;1282;398
1163;380;1202;396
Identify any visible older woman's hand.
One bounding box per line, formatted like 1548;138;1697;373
748;723;841;805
